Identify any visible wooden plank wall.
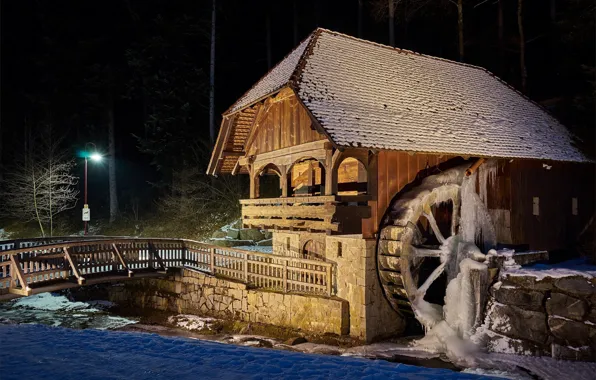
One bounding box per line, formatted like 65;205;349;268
363;151;453;238
246;88;325;156
507;160;594;251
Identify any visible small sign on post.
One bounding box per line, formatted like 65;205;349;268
82;204;91;221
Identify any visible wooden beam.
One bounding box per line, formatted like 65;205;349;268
63;246;85;285
243;217;340;231
112;243;133;277
9;255;31;296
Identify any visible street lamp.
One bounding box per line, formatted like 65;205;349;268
81;143;103;235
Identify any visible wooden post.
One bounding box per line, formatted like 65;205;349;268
148;242;166;272
283;259;287;292
326;265;332;297
9;255;31;296
210;247;215;274
280;165;288;198
243;252;248;282
63;246;85;285
325;147;333;195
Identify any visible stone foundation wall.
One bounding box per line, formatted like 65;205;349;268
482;272;596;361
109;268;349;336
325;235;405;342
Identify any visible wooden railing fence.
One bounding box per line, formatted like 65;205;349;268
0;238;334;298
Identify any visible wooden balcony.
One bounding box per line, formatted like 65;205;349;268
240;195;371;233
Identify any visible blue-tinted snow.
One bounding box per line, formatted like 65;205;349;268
0;324;496;380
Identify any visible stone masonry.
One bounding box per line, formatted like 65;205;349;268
481;272;596;362
272;232;405;342
109;268;349;336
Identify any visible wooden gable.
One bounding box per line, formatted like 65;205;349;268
208;87;327;175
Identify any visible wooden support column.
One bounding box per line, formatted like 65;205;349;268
249;163;260;199
63;247;85;285
325;147;334;195
280;164;288;198
330;150;343;195
9;255;31;296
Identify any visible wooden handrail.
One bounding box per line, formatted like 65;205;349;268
0;237;335;298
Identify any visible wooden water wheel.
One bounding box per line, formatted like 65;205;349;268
377;165;466;315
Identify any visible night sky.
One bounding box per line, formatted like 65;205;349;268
1;0;594;220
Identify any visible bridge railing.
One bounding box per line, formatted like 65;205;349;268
0;238;334;298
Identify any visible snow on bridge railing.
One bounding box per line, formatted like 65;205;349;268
0;238;335;298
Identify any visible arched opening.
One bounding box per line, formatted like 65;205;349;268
257;163;282;198
287;158;326;197
337;157;367;195
302;239;325;261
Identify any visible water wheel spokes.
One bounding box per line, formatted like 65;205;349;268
377;165;465;315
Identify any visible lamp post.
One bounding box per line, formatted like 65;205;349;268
82;143;103;235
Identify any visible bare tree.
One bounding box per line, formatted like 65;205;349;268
209;0;216;144
107;100;119;223
2;130;79;236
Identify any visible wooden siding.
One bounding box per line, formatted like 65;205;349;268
363;151;453;238
245;88;325;156
507;160;594;251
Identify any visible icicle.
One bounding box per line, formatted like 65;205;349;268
478;159;498;207
459;171;496;249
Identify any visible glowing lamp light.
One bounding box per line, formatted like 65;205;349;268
90;153;103;162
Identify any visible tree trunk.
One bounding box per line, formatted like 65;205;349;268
518;0;527;92
0;121;3;183
293;0;299;45
108;101;119;224
357;0;363;38
388;0;395;47
457;0;464;62
498;0;504;75
266;10;272;69
209;0;216;144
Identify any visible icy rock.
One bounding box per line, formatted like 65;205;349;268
546;293;587;321
238;229;264;242
212;230;227;239
587;308;596;324
484;330;550;356
256;239;273;247
489;304;549;344
284;336;307;346
554;276;595;297
548;316;596;347
226;229;240;239
551;343;594;362
501;274;554;292
492;286;544;312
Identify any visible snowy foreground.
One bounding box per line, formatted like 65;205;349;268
0;324;494;380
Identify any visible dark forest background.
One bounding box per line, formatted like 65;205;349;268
0;0;594;239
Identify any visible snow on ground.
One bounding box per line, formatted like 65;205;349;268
168;314;217;331
0;324;496;380
502;258;596;280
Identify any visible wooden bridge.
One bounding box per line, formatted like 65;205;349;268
0;237;335;300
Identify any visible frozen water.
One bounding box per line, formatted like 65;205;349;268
0;324;494;380
0;293;136;330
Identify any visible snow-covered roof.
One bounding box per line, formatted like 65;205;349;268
222;28;588;163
